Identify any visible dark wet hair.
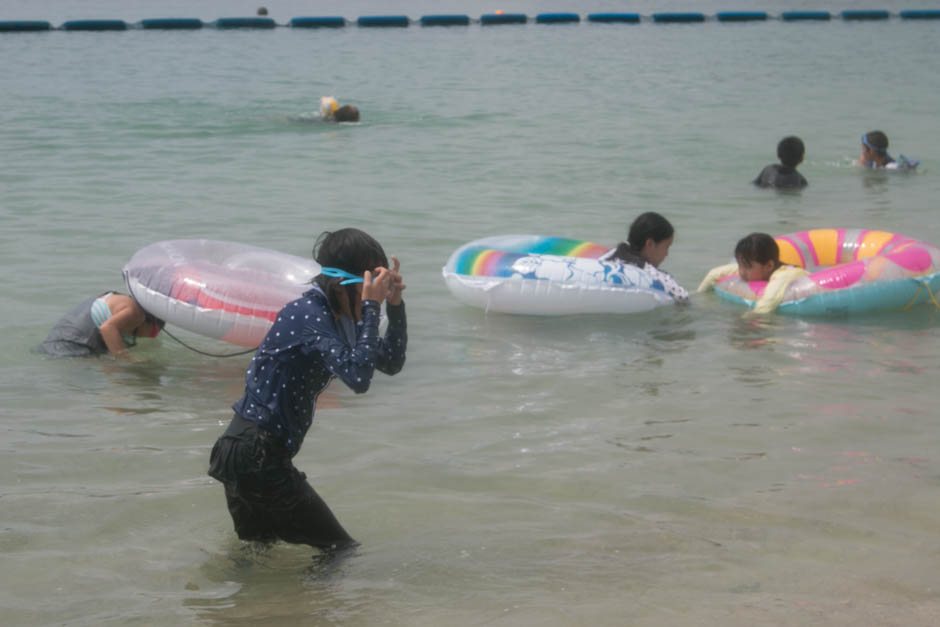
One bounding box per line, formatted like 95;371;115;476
777;136;805;168
610;212;675;266
735;233;780;267
313;228;388;313
862;130;889;154
144;311;166;330
334;105;360;123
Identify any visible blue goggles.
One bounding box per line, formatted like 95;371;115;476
320;267;364;285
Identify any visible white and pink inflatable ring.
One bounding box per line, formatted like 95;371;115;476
123;239;320;347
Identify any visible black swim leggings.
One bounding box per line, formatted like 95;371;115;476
209;415;355;551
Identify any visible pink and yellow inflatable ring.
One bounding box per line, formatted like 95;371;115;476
714;228;940;315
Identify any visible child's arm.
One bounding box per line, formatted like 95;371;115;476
647;265;689;303
750;266;808;314
375;255;407;374
375;301;407;375
98;296;145;358
301;298;385;394
697;263;738;293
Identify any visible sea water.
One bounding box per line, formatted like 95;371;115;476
2;1;939;625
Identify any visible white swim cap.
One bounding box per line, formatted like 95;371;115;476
320;96;339;118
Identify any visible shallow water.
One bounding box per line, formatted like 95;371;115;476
2;2;940;625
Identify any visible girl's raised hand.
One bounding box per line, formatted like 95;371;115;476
361;268;392;304
387;256;406;306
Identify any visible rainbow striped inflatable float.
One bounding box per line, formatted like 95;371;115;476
442;235;677;315
123;240;320;346
715;228;940;315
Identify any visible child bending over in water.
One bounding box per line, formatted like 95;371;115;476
698;232;807;314
209;228;406;552
602;211;689;303
39;292;164;359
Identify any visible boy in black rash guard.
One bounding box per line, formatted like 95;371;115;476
209;228;406;551
753;136;808;189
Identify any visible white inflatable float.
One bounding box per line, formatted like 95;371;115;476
442;235;678;315
123;240;319;346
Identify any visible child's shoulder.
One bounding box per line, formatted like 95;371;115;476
753;163;781;186
771;264;808;279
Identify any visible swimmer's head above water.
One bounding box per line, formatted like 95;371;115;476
777;136;805;169
735;233;781;282
613;211;675;268
313;228;389;319
320;97;360;123
334;105;359;122
859;130;892;168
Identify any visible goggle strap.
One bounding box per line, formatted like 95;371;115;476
320;267;365;285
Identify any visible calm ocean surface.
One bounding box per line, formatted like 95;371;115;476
2;1;939;624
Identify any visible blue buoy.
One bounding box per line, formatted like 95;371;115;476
420;14;470;26
357;16;410;27
140;18;203;30
480;13;528;25
215;17;277;29
900;9;940;20
652;13;706;24
841;10;891;21
587;13;641;23
716;12;768;22
290;17;346;28
535;13;580;24
780;11;832;21
0;20;52;31
62;20;128;31
12;9;940;35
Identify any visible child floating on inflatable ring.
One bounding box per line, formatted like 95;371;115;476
698;233;807;314
602;211;689;303
320;96;360;123
209;228;406;552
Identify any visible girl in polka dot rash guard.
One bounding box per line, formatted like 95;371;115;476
209;229;406;551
